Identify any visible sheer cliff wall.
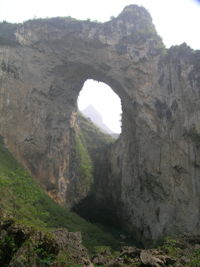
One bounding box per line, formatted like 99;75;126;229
1;5;200;244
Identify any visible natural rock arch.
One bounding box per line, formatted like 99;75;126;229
1;5;200;244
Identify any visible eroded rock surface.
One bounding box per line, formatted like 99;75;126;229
1;5;200;244
0;217;92;266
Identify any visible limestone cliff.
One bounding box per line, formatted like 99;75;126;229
1;5;200;245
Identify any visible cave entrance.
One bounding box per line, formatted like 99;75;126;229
78;79;122;136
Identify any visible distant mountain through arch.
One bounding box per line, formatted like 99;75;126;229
78;79;122;135
81;105;114;135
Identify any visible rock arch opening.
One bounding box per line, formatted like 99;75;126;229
73;79;123;228
77;79;122;136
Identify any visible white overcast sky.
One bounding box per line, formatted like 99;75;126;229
1;0;200;133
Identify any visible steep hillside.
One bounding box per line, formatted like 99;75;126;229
0;137;127;265
2;121;200;266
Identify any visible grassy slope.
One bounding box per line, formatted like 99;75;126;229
0;138;122;254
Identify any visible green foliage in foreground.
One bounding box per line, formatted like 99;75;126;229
160;236;200;266
0;139;122;254
2;138;200;265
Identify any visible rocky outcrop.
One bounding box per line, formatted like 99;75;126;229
0;217;92;266
1;5;200;244
3;217;200;267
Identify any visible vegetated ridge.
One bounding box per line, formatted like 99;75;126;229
0;136;126;266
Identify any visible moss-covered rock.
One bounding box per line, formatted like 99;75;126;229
0;217;93;267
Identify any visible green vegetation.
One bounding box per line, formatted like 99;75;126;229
160;236;200;266
161;237;182;257
0;138;124;255
75;132;93;191
0;234;17;264
1;125;200;264
190;248;200;266
25;16;78;24
0;218;59;266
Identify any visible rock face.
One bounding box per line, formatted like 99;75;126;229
1;5;200;244
0;217;92;266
